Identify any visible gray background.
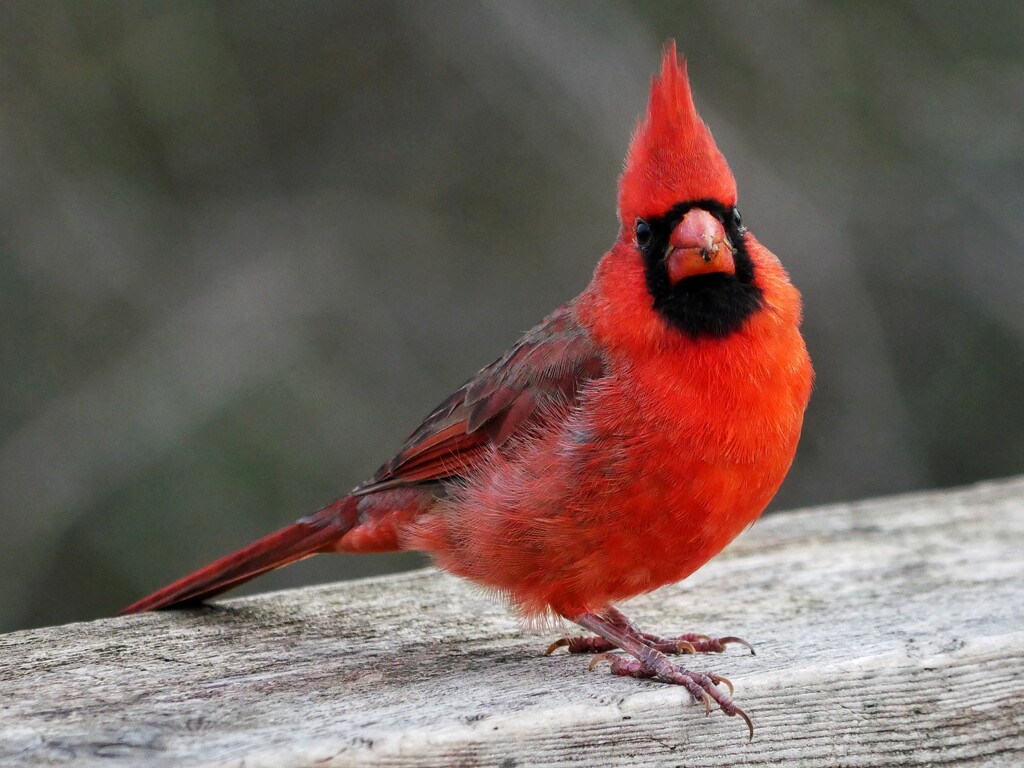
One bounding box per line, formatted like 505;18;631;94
2;1;1022;633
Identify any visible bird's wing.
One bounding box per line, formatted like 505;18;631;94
353;303;605;494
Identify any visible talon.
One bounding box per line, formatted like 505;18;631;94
719;636;756;655
734;705;755;741
588;652;614;671
710;673;734;696
700;690;712;716
545;638;569;655
674;640;697;655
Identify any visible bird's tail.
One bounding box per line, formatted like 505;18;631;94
120;496;360;614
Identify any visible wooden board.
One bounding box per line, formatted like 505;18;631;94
2;478;1023;766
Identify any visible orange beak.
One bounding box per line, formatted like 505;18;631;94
665;208;735;285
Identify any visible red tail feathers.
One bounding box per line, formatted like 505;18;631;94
120;497;360;614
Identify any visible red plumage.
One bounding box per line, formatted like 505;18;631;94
123;42;813;735
620;44;737;219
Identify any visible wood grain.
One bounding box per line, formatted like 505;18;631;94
2;478;1023;766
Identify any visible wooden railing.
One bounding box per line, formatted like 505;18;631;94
2;478;1022;766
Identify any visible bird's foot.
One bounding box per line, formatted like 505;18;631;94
546;631;754;656
589;651;753;739
550;607;755;738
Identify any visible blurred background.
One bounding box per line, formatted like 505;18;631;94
1;1;1022;633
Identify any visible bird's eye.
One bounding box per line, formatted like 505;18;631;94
731;207;743;229
635;219;652;249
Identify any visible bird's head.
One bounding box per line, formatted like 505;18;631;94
614;43;762;340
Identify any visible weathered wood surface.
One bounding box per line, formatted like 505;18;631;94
2;478;1023;767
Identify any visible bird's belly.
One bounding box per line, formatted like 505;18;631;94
412;390;800;619
574;421;777;600
593;443;788;601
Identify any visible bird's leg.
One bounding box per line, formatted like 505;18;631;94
563;609;753;738
545;605;754;656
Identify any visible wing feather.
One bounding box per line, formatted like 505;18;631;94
353;304;604;494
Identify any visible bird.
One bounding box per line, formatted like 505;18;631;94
122;42;813;737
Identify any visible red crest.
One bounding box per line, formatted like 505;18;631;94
618;42;737;224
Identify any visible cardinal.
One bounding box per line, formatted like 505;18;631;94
122;43;812;736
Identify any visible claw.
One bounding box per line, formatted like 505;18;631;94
699;690;712;716
709;673;734;696
734;705;755;741
588;652;614;671
674;639;697;655
675;633;755;654
545;638;569;655
719;636;756;656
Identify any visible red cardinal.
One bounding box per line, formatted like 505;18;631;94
123;43;812;735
